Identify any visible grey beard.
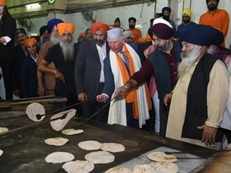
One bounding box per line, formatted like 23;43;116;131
178;47;202;78
50;34;60;45
60;41;74;62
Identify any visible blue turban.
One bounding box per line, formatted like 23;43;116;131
47;18;64;33
176;23;224;46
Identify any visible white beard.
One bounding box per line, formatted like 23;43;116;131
178;46;202;78
50;33;60;45
60;41;74;62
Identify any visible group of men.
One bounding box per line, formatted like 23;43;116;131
0;0;230;150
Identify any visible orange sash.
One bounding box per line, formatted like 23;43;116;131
116;46;152;119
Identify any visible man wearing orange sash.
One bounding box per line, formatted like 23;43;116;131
97;28;151;128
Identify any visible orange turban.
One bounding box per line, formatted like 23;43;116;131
91;22;109;34
57;22;76;35
24;37;37;47
0;0;6;6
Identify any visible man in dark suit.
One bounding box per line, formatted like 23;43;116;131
75;22;110;122
13;28;28;97
0;2;16;99
20;37;38;98
38;22;77;105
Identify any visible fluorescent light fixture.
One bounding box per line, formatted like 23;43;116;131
25;3;41;12
30;33;38;36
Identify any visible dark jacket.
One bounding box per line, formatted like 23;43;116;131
12;45;27;91
20;56;38;98
0;14;16;64
47;43;77;98
75;40;110;100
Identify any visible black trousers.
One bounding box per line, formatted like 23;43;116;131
80;83;109;123
220;128;231;143
1;63;13;100
159;100;169;137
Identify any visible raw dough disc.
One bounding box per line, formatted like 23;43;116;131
45;137;69;146
85;151;115;164
45;152;75;164
62;160;94;173
0;149;3;157
101;143;125;153
152;162;178;173
105;167;132;173
62;129;84;136
147;151;177;163
78;140;101;151
0;127;8;135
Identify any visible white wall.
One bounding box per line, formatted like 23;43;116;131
22;0;168;39
22;0;231;47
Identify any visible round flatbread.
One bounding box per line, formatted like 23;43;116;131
101;143;125;153
45;152;75;164
50;109;76;131
62;129;84;136
0;127;9;135
85;151;115;164
45;137;69;146
26;103;46;122
147;152;177;163
152;162;178;173
0;149;3;157
78;140;101;151
62;160;94;173
133;163;156;173
105;167;132;173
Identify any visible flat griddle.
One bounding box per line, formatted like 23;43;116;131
0;110;216;173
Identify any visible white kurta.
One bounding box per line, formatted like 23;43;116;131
166;59;229;148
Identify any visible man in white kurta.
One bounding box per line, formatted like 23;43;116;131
166;24;229;148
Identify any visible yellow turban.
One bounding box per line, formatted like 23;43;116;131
0;0;6;6
183;8;192;17
24;37;37;47
57;22;76;35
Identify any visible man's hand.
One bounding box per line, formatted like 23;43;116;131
114;85;129;100
53;70;64;81
0;37;6;44
96;93;109;103
164;93;172;106
78;92;88;103
201;125;218;145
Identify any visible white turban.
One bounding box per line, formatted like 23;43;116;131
153;17;173;28
107;28;124;42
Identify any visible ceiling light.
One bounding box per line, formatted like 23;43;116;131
25;3;41;12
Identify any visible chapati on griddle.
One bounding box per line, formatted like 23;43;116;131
0;149;3;157
78;140;101;151
44;137;69;146
45;152;74;164
100;143;125;153
85;151;115;164
50;109;76;131
62;128;84;136
0;127;8;134
62;160;95;173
